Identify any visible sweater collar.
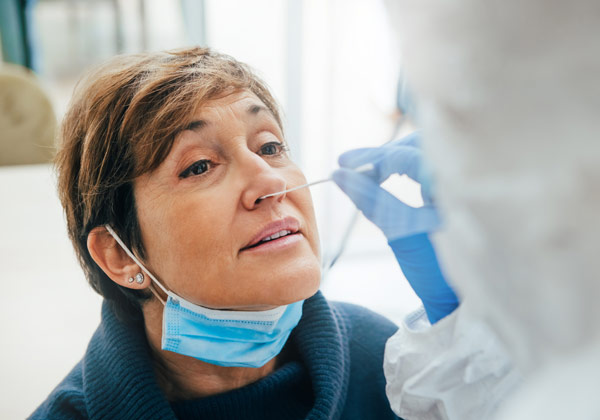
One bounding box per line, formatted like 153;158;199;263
292;292;351;419
82;291;350;419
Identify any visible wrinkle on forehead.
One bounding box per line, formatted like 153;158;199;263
193;91;266;121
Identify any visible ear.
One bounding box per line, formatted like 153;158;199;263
87;226;149;290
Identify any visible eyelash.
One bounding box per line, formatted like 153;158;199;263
259;141;289;157
179;160;212;179
178;141;288;179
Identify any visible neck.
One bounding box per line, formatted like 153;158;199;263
142;298;278;401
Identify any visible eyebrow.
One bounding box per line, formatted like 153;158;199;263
180;103;272;135
247;104;269;115
183;120;208;132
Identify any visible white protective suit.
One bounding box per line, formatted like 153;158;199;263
383;0;600;419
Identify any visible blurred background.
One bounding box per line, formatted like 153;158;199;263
0;0;421;417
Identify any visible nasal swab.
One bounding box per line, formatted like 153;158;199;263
259;163;374;200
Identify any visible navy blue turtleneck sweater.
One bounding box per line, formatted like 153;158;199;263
30;291;400;420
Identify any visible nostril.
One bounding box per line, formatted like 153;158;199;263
254;197;263;205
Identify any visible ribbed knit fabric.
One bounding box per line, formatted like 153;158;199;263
30;291;400;420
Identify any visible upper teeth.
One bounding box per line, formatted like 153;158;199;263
260;230;292;242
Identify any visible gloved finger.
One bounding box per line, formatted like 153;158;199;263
394;131;420;147
338;145;422;182
372;145;423;184
373;196;441;240
337;147;385;170
337;132;418;169
332;168;440;238
338;132;422;171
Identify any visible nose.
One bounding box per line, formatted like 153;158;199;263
240;156;287;210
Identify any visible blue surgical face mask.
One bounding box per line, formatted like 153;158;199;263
104;225;303;368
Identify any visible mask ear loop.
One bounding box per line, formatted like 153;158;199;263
104;224;168;305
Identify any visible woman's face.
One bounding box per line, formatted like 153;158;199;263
134;90;321;310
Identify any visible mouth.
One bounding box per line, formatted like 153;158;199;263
240;217;301;252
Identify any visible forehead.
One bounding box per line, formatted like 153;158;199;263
134;90;280;175
166;90;283;157
192;90;271;122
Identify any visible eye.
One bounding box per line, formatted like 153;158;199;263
259;141;288;156
179;160;212;179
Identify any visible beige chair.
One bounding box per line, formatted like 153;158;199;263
0;63;57;166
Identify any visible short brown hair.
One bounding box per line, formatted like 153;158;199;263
56;47;283;319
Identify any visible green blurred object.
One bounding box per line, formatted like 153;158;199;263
0;63;56;165
0;0;32;69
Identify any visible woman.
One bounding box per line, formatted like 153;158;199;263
30;47;399;420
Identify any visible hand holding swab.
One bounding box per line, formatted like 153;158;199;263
259;163;374;200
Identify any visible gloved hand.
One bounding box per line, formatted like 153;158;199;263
332;132;459;323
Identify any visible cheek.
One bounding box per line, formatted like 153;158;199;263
286;167;320;252
171;199;234;256
137;192;237;292
295;189;321;257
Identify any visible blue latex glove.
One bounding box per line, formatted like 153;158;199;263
332;132;459;323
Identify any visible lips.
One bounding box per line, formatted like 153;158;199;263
241;217;300;251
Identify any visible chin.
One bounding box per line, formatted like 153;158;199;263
260;261;322;307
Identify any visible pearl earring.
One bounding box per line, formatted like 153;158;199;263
135;272;145;284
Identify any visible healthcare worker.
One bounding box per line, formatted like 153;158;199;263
335;0;600;419
333;112;521;420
